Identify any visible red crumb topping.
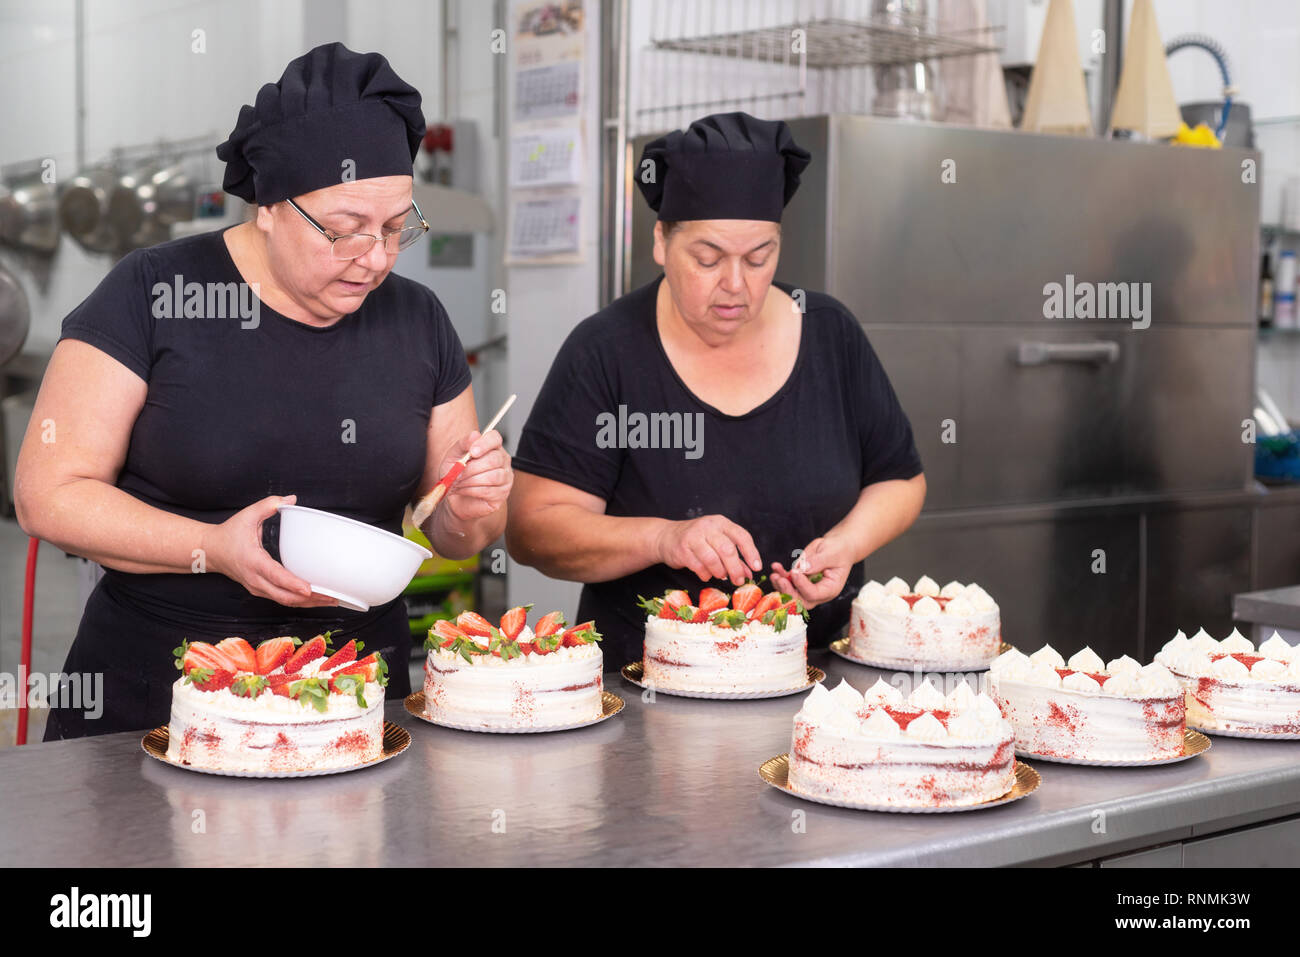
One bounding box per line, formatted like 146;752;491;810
512;685;537;721
882;706;951;730
901;594;953;609
795;725;815;755
647;654;688;668
1209;652;1266;669
1046;700;1081;733
331;730;370;754
1054;668;1110;686
1194;676;1218;706
915;773;948;805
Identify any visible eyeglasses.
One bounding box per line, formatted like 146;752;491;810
285;196;429;260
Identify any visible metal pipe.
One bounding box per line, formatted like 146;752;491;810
1099;0;1123;134
601;0;631;303
74;0;85;171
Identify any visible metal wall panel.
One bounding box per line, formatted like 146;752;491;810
866;324;1255;509
1145;506;1253;655
858;326;961;507
1254;501;1300;591
822;115;1258;329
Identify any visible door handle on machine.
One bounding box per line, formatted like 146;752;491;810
1016;340;1120;366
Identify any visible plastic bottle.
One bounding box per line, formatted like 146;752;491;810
1275;250;1297;330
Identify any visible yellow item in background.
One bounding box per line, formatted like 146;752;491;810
403;518;479;578
1171;121;1222;148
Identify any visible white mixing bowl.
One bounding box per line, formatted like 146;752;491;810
276;505;432;612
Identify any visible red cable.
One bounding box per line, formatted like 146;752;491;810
17;537;37;746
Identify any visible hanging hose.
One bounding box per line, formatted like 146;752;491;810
17;536;38;745
1164;33;1235;141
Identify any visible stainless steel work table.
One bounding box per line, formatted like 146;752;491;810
3;650;1298;867
1234;585;1300;633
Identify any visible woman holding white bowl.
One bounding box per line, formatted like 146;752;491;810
15;44;511;739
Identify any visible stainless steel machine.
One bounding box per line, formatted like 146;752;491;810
625;114;1273;663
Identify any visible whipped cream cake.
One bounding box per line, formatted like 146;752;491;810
166;634;387;773
849;575;1001;669
423;607;604;729
787;676;1016;807
1155;628;1300;735
640;585;808;693
989;645;1185;761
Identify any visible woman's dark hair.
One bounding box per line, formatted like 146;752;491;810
660;220;781;239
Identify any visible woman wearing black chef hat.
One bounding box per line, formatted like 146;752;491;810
17;43;512;739
507;112;926;666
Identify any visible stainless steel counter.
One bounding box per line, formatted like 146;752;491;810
1234;586;1300;632
3;650;1298;867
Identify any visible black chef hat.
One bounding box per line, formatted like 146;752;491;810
217;42;425;206
637;112;811;223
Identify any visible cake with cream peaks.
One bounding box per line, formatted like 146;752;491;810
786;676;1016;807
988;643;1185;761
849;575;1001;669
639;585;809;693
166;633;388;772
1154;628;1300;735
423;606;604;729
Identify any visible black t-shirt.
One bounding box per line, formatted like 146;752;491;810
59;226;471;620
45;226;471;738
513;275;923;666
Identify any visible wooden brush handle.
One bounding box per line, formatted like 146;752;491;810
411;462;466;527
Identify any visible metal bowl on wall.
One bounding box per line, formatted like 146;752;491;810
106;163;156;250
107;162;195;251
58;166;121;253
0;262;31;367
0;178;61;253
149;164;196;226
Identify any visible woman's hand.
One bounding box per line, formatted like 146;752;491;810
437;429;512;524
654;514;763;585
202;494;339;608
769;534;854;609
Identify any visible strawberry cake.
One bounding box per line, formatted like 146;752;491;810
849;576;1001;669
786;676;1016;807
422;606;604;729
640;585;809;694
166;634;388;773
1154;628;1300;735
989;645;1185;761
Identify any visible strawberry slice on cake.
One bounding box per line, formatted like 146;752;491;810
166;635;388;773
639;584;811;694
422;606;605;729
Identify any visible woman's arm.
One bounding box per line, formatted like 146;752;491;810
507;471;763;586
770;472;927;606
15;340;333;606
414;384;511;559
17;340;213;573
